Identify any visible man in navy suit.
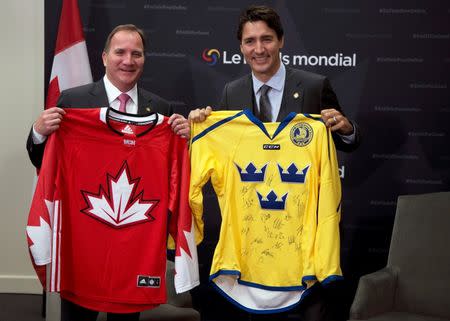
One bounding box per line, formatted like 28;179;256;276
26;24;190;321
190;6;360;153
27;24;189;169
189;5;357;321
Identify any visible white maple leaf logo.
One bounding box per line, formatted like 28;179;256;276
26;201;54;265
81;162;158;228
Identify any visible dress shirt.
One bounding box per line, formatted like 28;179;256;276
252;63;285;122
32;76;138;144
103;75;138;115
252;63;355;143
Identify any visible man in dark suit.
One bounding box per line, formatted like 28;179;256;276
189;5;357;321
27;24;189;169
26;24;189;321
189;6;360;153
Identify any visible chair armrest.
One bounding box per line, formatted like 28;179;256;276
349;266;398;320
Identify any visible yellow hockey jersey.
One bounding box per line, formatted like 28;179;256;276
189;110;342;313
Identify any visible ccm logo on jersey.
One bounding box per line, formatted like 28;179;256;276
137;275;161;288
263;144;280;150
123;139;136;146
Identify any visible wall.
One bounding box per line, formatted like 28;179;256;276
0;0;44;294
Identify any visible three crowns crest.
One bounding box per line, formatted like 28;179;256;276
278;164;310;183
235;161;310;211
235;162;267;182
256;190;288;210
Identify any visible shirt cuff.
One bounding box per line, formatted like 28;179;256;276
32;125;47;144
337;124;356;144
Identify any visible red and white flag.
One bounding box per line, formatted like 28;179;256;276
46;0;92;108
29;0;92;287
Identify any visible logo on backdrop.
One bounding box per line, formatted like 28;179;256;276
202;49;357;67
202;48;221;66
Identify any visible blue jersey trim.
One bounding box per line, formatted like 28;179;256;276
210;281;311;314
209;270;341;313
321;275;344;285
243;109;298;140
191;110;245;144
209;269;305;291
303;113;324;123
192;110;322;144
272;112;297;138
243;109;271;138
238;279;305;291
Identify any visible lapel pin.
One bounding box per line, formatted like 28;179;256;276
146;107;151;112
293;92;300;99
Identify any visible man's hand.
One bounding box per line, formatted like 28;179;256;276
168;113;190;140
33;107;66;136
321;108;354;135
188;106;212;123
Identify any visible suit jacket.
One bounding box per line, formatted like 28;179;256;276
218;67;360;152
27;79;173;168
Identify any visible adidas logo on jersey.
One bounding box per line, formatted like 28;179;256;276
137;275;161;288
121;124;134;135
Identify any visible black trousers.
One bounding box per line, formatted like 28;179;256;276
60;298;140;321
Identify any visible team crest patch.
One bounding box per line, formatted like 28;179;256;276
290;122;313;147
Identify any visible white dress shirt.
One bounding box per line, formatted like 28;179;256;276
103;75;138;115
32;75;139;144
252;63;286;122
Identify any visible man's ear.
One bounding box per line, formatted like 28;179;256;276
102;51;107;67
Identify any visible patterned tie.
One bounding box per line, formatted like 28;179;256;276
259;84;272;122
118;93;130;113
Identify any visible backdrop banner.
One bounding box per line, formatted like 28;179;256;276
45;1;450;318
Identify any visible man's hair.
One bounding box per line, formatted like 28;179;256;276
103;24;146;53
237;5;284;41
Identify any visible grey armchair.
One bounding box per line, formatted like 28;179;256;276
349;192;450;321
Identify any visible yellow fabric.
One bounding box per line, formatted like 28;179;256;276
189;110;342;288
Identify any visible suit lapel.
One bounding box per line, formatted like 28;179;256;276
89;80;110;107
277;68;304;122
137;88;153;114
89;80;153;114
242;75;256;112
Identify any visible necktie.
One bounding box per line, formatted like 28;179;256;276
259;85;272;122
118;93;130;113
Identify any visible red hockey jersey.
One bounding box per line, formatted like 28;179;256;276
26;108;199;313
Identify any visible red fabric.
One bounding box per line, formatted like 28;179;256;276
27;108;196;312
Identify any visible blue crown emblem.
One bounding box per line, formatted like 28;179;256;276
278;164;310;183
235;162;267;182
256;190;288;210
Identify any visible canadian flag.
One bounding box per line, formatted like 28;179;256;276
45;0;92;108
28;0;92;288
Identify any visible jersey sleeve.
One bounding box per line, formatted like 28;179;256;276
314;126;343;283
166;133;200;293
26;133;59;289
188;120;220;243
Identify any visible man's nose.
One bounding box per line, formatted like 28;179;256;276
123;53;133;64
254;41;264;54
